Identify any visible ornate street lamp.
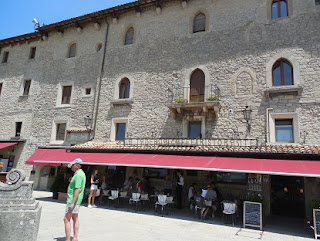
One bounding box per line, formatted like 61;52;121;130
242;106;252;133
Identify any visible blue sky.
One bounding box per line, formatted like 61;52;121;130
0;0;134;40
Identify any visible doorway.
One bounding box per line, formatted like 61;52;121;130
271;175;305;217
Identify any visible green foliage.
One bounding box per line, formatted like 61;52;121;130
245;194;266;207
50;166;69;193
175;98;187;104
206;96;219;101
312;200;320;209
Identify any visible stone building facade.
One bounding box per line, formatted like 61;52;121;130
1;0;320;219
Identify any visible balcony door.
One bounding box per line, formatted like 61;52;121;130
190;69;205;103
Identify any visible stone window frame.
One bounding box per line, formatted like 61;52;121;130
114;74;134;100
82;85;94;98
110;118;129;142
29;46;36;60
50;119;69;144
20;79;32;96
124;26;135;46
266;0;293;21
2;51;9;64
189;9;210;34
266;52;300;88
182;116;206;138
67;42;77;58
268;112;299;144
56;82;74;108
183;66;210;102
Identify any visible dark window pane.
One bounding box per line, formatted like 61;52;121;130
275;119;293;142
85;88;91;95
15;122;22;137
2;51;9;63
125;27;134;45
62;86;72;104
280;1;288;17
272;2;279;19
316;0;320;6
0;83;2;96
69;44;76;58
283;62;293;85
273;65;281;86
29;47;36;59
116;123;126;141
56;123;66;141
23;80;31;96
119;78;130;99
193;13;206;33
190;69;205;102
188;121;202;138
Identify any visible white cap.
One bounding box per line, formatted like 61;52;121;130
68;158;83;168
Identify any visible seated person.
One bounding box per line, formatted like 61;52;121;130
123;176;133;190
201;184;217;219
188;183;197;210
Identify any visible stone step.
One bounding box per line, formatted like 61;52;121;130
0;201;40;211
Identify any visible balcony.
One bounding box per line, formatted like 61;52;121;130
167;85;221;119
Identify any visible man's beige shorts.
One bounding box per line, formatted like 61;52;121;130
65;204;81;214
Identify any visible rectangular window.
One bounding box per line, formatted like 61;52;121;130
316;0;320;5
56;123;66;141
61;85;72;104
2;51;9;63
85;88;91;95
23;79;31;96
275;119;293;143
15;122;22;137
116;123;126;141
29;47;36;59
188;121;202;138
0;83;2;96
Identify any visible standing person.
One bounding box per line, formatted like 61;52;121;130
136;177;144;193
163;175;172;196
64;158;86;241
176;170;184;209
99;171;108;204
87;169;99;208
188;183;197;210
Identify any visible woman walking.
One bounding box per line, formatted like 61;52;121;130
88;169;99;208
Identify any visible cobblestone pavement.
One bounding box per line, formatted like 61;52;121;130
34;191;314;241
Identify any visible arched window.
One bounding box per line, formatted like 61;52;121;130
190;69;205;102
119;78;130;99
193;13;206;33
68;43;76;58
272;0;288;19
272;59;293;86
124;27;134;45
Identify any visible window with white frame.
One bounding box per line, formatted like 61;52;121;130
56;83;73;107
111;119;128;141
51;121;67;143
269;112;299;143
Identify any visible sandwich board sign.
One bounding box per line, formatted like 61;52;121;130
243;201;262;230
313;209;320;239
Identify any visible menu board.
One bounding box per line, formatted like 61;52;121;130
313;209;320;239
243;201;262;230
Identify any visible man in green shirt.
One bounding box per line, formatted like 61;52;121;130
63;158;86;241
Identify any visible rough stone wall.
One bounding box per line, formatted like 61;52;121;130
95;0;320;145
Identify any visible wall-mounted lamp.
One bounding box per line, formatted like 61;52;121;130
242;106;252;133
84;116;92;129
32;18;40;30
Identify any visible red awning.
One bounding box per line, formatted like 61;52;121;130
0;142;18;150
25;148;320;177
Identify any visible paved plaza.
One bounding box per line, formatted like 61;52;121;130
34;191;314;241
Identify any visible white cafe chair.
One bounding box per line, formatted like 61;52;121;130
129;193;141;211
222;201;237;226
155;195;167;216
108;190;119;201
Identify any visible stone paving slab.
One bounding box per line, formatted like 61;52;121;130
34;191;314;241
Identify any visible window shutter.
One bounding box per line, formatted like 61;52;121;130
193;13;206;33
125;27;134;45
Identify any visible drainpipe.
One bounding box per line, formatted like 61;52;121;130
91;18;110;140
265;108;273;143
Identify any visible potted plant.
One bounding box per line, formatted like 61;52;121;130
50;166;69;200
175;98;187;104
206;96;219;101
